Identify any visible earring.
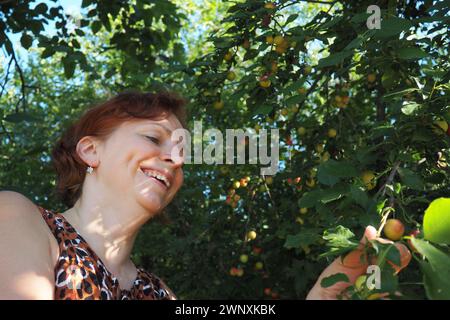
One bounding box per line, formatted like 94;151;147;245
86;166;94;174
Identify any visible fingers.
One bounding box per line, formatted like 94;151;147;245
387;243;412;274
360;225;377;244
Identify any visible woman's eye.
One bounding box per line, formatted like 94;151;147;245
146;136;160;145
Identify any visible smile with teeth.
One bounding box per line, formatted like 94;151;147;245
141;169;171;188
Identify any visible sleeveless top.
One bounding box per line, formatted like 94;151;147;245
37;206;177;300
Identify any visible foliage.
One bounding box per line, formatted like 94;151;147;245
1;0;449;299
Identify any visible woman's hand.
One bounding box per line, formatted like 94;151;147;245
306;225;412;300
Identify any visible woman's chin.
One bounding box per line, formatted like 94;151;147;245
136;190;165;214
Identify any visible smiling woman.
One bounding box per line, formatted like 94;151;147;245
0;91;187;300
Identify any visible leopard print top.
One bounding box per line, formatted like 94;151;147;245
37;206;177;300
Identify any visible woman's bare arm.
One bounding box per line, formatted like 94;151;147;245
0;191;55;299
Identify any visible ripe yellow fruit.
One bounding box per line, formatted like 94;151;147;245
335;95;342;103
299;207;308;215
361;171;376;190
328;128;337;138
303;65;312;74
321;151;330;162
265;176;273;185
271;61;278;73
227;71;236;81
273;35;284;45
355;275;367;291
433;120;449;134
297;127;306;136
233;180;241;189
275;45;287;54
224;51;233;61
315;144;324;153
240;254;249;263
383;219;405;241
367;73;376;83
297;87;307;95
255;262;264;270
306;178;316;188
266;35;274;44
213;100;224;110
264;2;276;9
296;217;304;225
247;230;257;241
259;79;271;88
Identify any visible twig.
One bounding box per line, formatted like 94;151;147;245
0;57;13;98
4;34;27;112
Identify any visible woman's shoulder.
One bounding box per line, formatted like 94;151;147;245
0;191;58;298
0;191;58;258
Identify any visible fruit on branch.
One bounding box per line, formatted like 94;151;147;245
355;275;367;291
328;128;337;138
361;171;376;190
247;230;257;241
367;73;376;83
224;51;233;61
213;100;224;110
266;35;274;44
297;87;307;95
303;65;312;75
226;71;236;81
264;2;276;9
299;207;308;215
240;254;249;263
383;219;405;241
432;120;449;135
255;262;264;270
297;126;306;136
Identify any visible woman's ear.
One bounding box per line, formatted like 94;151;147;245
76;136;100;167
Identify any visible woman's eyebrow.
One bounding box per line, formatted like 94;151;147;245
142;123;172;135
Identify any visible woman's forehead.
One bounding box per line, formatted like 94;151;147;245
127;115;183;132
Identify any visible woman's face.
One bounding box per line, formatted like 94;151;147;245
94;113;185;215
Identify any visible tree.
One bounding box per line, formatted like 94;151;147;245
1;0;449;299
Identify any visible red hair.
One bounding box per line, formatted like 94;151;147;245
51;90;188;207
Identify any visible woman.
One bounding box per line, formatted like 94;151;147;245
0;91;408;300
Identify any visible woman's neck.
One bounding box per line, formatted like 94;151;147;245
60;191;152;283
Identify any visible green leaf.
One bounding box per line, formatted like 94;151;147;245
91;20;102;34
397;47;428;60
41;47;55;59
284;230;320;249
320;225;359;258
320;185;348;204
317;50;353;68
3;112;38;123
401;102;420;115
252;104;272;116
285;95;304;107
410;238;450;299
63;60;76;79
298;189;323;208
20;33;33;49
423;198;450;245
317;160;358;178
349;185;368;208
34;3;48;15
285;14;299;25
374;17;413;38
398;168;424;191
320;273;349;288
